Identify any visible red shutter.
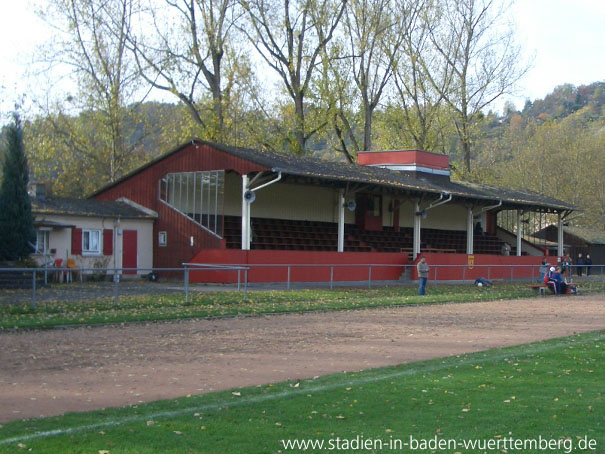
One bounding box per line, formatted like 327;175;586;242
103;229;114;255
71;228;82;255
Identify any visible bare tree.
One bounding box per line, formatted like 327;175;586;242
389;0;450;152
37;0;144;184
240;0;347;154
426;0;528;172
128;0;241;141
325;0;400;161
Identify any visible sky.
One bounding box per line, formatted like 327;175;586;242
1;0;605;121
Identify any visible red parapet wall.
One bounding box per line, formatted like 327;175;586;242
413;253;557;281
188;249;409;284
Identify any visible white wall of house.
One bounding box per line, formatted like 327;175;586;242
32;214;154;275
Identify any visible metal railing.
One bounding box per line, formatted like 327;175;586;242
1;263;602;309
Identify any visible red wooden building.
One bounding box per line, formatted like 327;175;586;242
92;140;575;283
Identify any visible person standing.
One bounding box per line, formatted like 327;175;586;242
576;253;584;277
501;242;511;256
585;254;593;276
539;259;550;283
417;257;430;295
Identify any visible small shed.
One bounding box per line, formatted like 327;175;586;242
30;185;156;277
534;225;605;267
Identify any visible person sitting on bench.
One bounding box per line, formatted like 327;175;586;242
550;266;568;295
544;266;558;294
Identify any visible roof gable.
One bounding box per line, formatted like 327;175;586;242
93;139;575;212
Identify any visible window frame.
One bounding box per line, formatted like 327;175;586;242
82;229;102;255
158;231;167;247
34;230;50;255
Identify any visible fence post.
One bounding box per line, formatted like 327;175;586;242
244;268;248;301
510;266;513;282
330;266;334;290
237;269;241;291
287;266;291;291
462;266;466;282
31;269;37;310
113;270;119;306
368;265;372;289
184;265;190;303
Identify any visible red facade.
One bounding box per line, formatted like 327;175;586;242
94;142;267;269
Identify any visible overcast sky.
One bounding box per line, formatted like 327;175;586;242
1;0;605;120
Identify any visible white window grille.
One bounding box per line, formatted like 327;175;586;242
35;230;50;254
82;229;101;255
159;170;224;237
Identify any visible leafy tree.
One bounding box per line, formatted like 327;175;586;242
240;0;347;154
35;0;147;193
128;0;244;143
322;0;401;161
0;114;35;261
425;0;527;173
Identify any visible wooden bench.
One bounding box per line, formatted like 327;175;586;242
528;284;549;296
528;284;578;296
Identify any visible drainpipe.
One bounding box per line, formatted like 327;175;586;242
425;192;453;212
241;171;282;250
338;189;345;252
517;210;523;256
413;193;453;260
557;212;564;257
241;175;250;250
467;207;474;255
413;201;421;259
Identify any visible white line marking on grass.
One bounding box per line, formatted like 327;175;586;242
0;334;601;446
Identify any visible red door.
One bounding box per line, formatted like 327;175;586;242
122;230;138;274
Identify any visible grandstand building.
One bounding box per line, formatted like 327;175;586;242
92;140;575;283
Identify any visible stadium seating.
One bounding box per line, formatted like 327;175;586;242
223;216;512;255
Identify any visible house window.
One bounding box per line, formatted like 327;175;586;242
35;230;50;254
82;229;101;255
158;231;167;247
159;170;224;237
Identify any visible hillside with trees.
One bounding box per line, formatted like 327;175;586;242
470;81;605;231
5;0;602;231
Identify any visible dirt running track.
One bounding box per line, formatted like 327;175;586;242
1;294;604;422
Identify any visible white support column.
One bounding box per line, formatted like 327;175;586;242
467;207;474;255
516;210;523;256
413;201;421;259
241;174;250;250
557;212;564;257
337;189;345;252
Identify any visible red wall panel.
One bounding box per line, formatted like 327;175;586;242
187;249;409;283
94;142;268;268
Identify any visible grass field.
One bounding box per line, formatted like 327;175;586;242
0;331;602;453
2;281;605;330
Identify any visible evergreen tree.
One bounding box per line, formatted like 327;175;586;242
0;114;36;261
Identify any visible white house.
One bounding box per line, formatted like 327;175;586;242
30;184;156;277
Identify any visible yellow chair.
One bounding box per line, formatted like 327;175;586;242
66;258;80;283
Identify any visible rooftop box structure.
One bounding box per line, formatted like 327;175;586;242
358;150;450;178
